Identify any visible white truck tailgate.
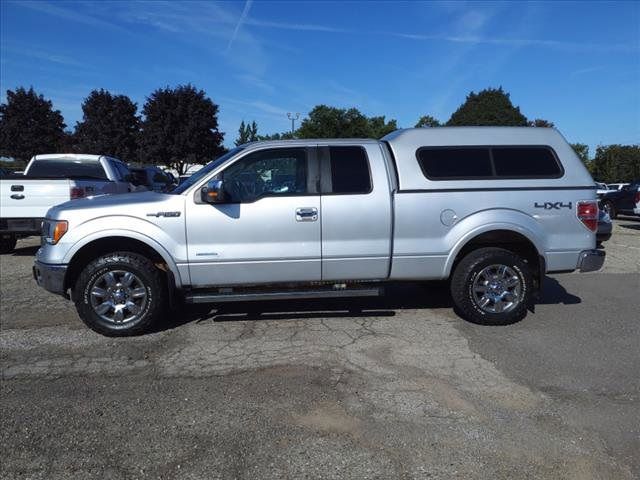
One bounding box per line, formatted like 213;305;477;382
0;178;71;219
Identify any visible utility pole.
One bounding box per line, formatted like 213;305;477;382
287;112;300;135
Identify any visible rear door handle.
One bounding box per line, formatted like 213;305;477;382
10;194;25;200
295;207;318;222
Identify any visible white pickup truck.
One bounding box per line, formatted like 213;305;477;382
0;154;132;253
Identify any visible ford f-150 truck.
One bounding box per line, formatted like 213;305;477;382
33;128;604;336
0;154;132;253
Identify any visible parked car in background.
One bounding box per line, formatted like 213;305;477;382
606;183;630;191
596;210;612;244
163;171;178;188
599;182;640;218
129;166;175;192
33;127;604;336
595;182;612;196
0;154;132;254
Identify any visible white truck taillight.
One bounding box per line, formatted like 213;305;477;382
576;200;598;232
70;186;85;199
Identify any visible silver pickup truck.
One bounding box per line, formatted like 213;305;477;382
33;127;604;336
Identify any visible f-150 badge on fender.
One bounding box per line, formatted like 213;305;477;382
146;211;181;217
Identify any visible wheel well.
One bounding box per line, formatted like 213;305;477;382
452;230;544;291
64;237;171;293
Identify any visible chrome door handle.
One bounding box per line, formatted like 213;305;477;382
10;194;25;200
296;207;318;222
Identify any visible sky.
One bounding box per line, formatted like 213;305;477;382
1;0;639;153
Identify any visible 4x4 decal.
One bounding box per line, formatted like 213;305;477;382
534;202;572;210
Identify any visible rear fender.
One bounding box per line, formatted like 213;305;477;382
443;209;546;277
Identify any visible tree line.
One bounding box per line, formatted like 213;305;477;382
1;85;637;181
0;85;224;175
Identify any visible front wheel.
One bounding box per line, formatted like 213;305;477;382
73;252;167;336
450;247;533;325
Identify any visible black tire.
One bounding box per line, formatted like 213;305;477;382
73;251;166;336
0;235;17;254
602;200;617;219
450;247;533;326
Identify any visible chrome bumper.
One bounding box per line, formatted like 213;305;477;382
33;261;68;297
578;249;605;273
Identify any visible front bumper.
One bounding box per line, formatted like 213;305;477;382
578;249;605;273
33;261;68;296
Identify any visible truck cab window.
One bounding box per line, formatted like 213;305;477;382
221;148;308;203
328;146;371;194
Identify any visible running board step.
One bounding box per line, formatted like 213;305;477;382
185;287;382;304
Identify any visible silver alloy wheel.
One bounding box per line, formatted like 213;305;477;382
471;264;522;314
89;270;148;324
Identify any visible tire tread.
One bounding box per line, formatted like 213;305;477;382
73;251;166;336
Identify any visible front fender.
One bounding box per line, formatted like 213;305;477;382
60;216;187;287
443;209;546;277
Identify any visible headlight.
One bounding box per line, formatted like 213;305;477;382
44;220;68;244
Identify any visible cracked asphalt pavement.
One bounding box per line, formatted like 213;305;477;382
1;218;639;479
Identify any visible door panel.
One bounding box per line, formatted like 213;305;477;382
186;147;321;287
319;145;392;280
186;197;321;286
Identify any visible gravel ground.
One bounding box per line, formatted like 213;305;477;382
1;218;639;479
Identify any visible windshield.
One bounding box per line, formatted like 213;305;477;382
170;147;245;194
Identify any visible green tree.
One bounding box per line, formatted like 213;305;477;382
256;131;295;141
415;115;441;128
235;120;258;146
297;105;397;139
447;87;528;127
368;115;397;138
528;118;555;128
570;143;594;175
139;84;224;175
571;143;589;163
592;145;640;183
75;89;140;162
0;87;66;162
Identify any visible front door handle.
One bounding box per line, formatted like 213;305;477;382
296;207;318;222
10;194;25;200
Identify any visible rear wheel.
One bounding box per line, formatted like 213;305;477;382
0;235;17;254
73;252;166;336
602;200;617;219
450;247;533;325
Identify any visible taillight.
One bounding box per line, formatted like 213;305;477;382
634;190;640;204
577;200;598;232
70;187;85;199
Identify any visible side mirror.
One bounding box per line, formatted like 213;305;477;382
201;179;225;203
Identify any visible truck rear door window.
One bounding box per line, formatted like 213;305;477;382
492;147;562;178
417;148;492;179
329;146;372;194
